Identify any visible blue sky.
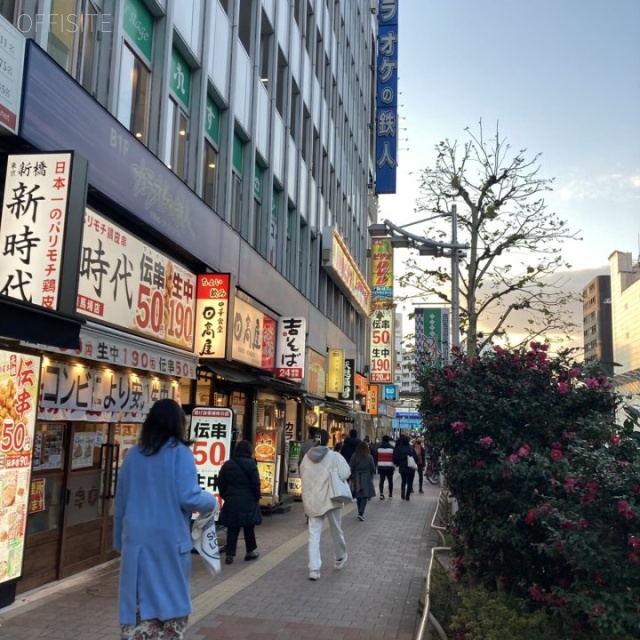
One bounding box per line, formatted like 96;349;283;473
379;0;640;274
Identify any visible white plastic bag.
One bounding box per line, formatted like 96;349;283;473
191;511;221;576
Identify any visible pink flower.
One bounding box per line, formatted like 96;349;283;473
568;367;582;378
557;381;570;394
610;434;621;446
475;460;486;468
517;444;531;458
550;449;563;461
585;377;599;389
629;535;640;551
560;520;573;529
564;477;578;491
618;501;635;520
451;420;465;433
478;436;493;447
508;454;519;464
432;395;443;404
525;509;537;525
578;519;590;529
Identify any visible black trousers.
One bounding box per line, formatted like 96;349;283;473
417;464;425;491
378;467;394;496
225;525;257;557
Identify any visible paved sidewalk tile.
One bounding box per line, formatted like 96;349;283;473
0;479;441;640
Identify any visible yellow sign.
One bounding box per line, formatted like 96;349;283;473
327;349;345;395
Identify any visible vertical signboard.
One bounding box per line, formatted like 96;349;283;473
195;274;230;358
275;317;306;380
371;237;394;305
188;407;233;508
326;349;345;395
0;350;41;585
0;153;76;309
369;308;394;383
375;0;399;194
366;385;379;415
0;16;25;133
340;358;355;402
415;307;450;371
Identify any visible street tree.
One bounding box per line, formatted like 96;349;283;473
397;121;581;357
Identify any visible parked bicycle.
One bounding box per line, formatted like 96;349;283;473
425;448;440;485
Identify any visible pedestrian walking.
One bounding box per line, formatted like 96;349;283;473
114;398;216;640
300;429;350;581
340;428;360;463
298;426;319;465
371;436;381;474
393;434;418;501
349;440;376;520
217;440;262;564
376;435;395;499
413;437;426;493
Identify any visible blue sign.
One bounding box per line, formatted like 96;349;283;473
383;384;397;401
375;0;398;195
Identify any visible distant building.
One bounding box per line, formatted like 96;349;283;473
582;275;614;376
608;251;640;403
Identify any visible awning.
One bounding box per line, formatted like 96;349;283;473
303;393;354;417
0;296;83;349
199;362;262;385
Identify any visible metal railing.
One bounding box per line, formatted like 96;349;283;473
414;490;452;640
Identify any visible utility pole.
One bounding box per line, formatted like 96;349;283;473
450;204;460;350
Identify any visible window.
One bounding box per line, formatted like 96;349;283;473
275;48;287;118
47;0;103;92
165;48;191;180
164;98;189;179
259;10;273;86
117;45;151;143
231;134;245;232
238;0;252;54
286;205;295;279
253;164;264;251
269;189;280;267
0;0;15;22
203;142;219;210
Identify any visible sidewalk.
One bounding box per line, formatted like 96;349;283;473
0;480;440;640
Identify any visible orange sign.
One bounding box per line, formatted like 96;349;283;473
366;385;379;415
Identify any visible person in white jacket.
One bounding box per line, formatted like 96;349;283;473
299;428;350;581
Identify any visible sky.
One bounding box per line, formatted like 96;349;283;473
378;0;640;345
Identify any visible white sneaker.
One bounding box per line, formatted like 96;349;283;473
308;570;320;580
334;553;348;570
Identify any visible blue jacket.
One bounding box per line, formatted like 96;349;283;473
114;439;216;625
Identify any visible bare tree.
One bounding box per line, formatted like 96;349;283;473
397;122;581;357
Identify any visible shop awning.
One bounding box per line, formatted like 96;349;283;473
0;296;83;349
199;362;263;385
303;393;354;417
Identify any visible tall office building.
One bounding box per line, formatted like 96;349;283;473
582;275;613;376
0;0;381;601
609;251;640;400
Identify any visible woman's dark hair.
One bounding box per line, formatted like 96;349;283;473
139;398;192;455
354;440;370;458
398;434;410;446
233;440;253;457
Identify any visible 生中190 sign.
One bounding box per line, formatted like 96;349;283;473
369;308;394;383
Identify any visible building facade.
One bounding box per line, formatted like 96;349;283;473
609;251;640;401
581;274;613;376
0;0;380;602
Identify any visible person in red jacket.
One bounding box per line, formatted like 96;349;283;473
376;435;395;499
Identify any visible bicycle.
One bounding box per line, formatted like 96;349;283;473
425;455;440;485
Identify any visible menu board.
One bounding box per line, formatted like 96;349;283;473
256;429;278;505
0;350;41;585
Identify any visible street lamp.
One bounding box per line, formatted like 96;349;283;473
368;211;467;349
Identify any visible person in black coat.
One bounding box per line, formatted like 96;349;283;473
217;440;262;564
340;428;360;463
393;434;418;501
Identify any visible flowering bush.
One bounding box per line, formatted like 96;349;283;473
418;343;640;638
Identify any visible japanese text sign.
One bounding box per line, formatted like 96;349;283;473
326;349;345;395
275;317;306;380
375;0;399;194
188;407;233;507
371;237;394;304
306;348;326;396
0;153;73;309
195;274;230;359
0;349;41;584
231;297;276;370
76;209;196;351
415;307;450;370
366;385;379;415
340;358;355;402
369;308;394;383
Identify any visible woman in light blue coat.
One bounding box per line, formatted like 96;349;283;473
114;399;216;639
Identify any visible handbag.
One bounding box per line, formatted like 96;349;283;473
407;454;418;471
191;512;221;576
329;455;353;504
